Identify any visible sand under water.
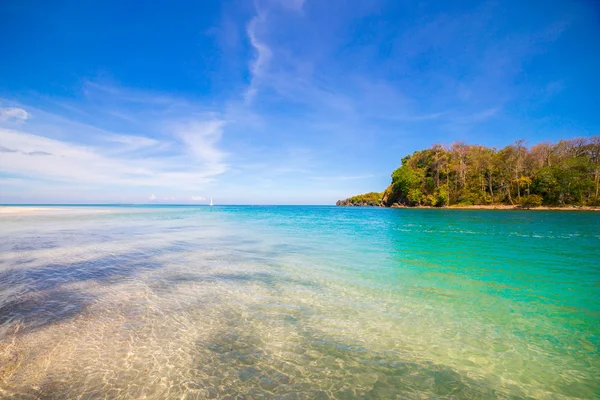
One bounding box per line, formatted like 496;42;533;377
0;206;598;399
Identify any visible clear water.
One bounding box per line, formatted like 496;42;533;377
0;206;598;399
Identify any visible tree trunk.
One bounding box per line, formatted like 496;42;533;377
506;181;514;205
446;167;450;206
480;173;485;201
488;172;494;205
516;170;521;202
595;168;599;203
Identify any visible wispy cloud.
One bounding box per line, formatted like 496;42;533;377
0;143;53;156
173;119;227;169
0;145;18;153
244;0;306;103
245;13;272;103
0;107;30;122
103;134;161;149
0;87;230;195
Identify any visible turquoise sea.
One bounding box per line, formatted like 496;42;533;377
0;206;598;399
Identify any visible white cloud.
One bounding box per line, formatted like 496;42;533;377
244;0;306;102
149;194;157;200
172;119;228;175
245;14;272;103
0;85;231;195
104;134;160;149
0;107;30;122
191;196;205;201
0;122;225;189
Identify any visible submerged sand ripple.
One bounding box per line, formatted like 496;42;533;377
1;207;598;399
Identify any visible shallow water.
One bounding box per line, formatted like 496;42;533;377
0;206;598;399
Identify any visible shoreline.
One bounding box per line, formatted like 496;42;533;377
343;204;600;211
0;206;113;215
0;206;67;214
395;204;600;211
2;205;599;215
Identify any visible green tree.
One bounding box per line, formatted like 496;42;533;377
338;136;600;208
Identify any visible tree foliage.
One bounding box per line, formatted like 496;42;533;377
375;137;600;207
336;192;383;206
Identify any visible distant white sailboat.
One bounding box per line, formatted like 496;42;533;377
209;198;213;206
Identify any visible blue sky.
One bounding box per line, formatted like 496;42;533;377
1;0;599;204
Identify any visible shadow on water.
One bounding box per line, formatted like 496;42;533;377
9;302;532;399
0;288;90;337
11;240;59;252
0;242;317;339
185;309;531;399
0;253;163;336
0;233;541;399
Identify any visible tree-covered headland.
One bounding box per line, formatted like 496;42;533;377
337;137;600;208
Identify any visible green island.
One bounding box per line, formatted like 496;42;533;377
337;136;600;209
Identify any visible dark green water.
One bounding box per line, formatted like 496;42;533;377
0;206;598;398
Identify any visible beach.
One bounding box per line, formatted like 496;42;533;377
0;207;66;214
0;206;113;215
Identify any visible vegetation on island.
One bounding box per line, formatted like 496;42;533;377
337;136;600;208
335;192;383;206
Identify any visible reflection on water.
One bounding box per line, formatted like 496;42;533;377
0;206;599;399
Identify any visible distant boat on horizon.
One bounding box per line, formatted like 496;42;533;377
210;198;213;206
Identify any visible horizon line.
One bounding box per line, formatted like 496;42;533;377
0;203;336;207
